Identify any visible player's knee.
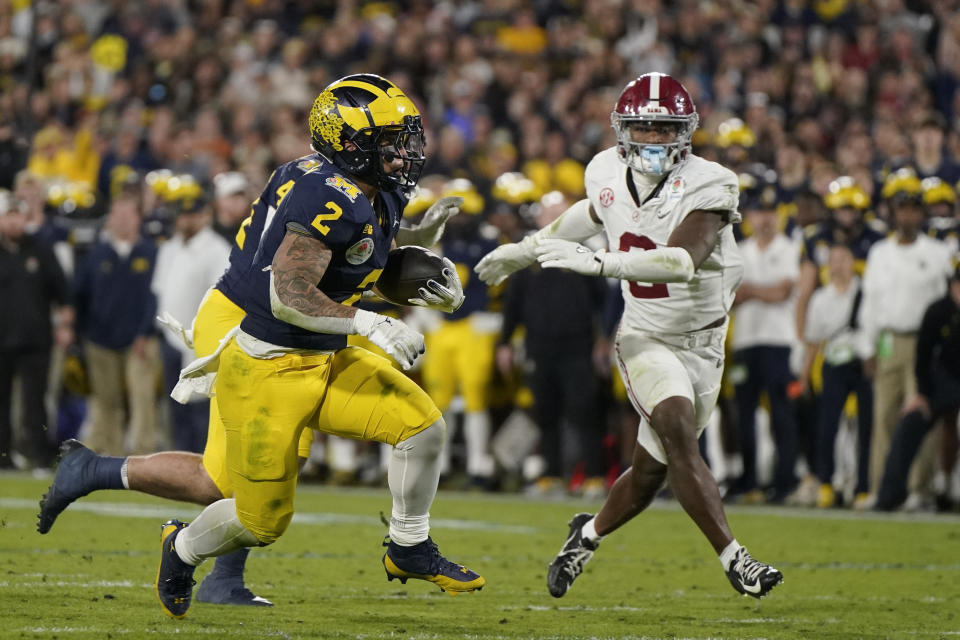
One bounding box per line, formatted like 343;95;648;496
395;418;445;458
650;399;698;458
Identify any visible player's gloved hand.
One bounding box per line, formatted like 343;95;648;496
403;196;464;247
156;311;194;350
475;236;537;285
353;309;425;370
408;257;464;313
535;239;604;276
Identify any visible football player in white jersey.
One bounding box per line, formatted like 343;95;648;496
476;72;783;599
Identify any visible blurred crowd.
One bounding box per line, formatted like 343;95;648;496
2;0;960;512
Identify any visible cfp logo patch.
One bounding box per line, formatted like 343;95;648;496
325;175;360;202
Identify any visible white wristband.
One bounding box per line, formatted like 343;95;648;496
352;308;380;337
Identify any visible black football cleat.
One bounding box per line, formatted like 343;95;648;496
547;512;598;598
725;546;783;598
156;520;197;618
37;440;98;534
382;537;485;595
195;576;273;607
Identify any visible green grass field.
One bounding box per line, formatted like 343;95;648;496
2;473;959;640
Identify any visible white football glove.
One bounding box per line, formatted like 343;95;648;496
398;196;464;247
407;257;465;313
475;238;537;285
535;239;603;276
353;309;425;370
156;311;194;350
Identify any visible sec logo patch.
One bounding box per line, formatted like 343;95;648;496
599;187;615;207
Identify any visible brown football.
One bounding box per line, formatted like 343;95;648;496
375;245;446;305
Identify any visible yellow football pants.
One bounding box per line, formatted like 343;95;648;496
193;288;314;498
215;342;441;543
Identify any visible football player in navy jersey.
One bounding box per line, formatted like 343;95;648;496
150;74;482;619
37;76;465;612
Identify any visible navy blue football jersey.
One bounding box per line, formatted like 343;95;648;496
442;233;500;321
237;164;407;350
216;153;326;304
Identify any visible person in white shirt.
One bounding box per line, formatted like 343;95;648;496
729;177;799;503
152;184;231;452
476;72;782;600
860;170;955;506
801;244;873;508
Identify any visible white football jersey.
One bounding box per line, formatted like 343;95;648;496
585;147;744;334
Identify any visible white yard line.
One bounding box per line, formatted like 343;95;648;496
0;497;538;534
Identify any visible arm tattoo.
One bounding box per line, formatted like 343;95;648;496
272;231;356;321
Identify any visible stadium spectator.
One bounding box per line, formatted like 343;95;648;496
26;124;98;189
74;190;159;456
16;170;72;275
0;111;28;189
152;180;230;453
0;189;72;469
801;244;873;509
860;169;955;509
96;125;157;204
910;112;960;184
729;173;800;503
875;264;960;511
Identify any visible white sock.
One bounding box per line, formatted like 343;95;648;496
581;517;603;544
175;498;260;566
388;421;444;546
464;411;494;477
719;539;742;571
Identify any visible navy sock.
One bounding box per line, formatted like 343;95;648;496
209;548;249;581
90;455;126;491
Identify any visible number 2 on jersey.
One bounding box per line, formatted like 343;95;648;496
311;201;343;236
619;233;669;299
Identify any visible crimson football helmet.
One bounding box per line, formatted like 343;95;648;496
611;72;699;175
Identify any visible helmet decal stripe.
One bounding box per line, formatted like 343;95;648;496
360;103;375;128
650;73;660;101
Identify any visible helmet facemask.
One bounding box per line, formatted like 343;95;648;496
342;116;426;191
611;111;699;176
324;115;425;192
